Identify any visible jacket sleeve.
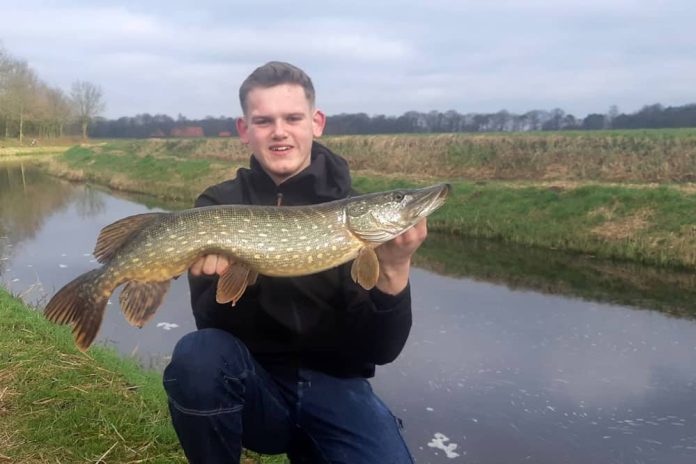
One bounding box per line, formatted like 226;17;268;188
339;265;413;365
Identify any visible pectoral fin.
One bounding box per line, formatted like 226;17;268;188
120;280;171;328
216;262;256;306
350;247;380;290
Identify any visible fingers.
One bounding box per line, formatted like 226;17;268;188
394;219;428;248
190;254;230;276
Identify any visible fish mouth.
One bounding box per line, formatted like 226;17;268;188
409;183;450;219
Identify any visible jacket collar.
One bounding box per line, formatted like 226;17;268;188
240;141;353;206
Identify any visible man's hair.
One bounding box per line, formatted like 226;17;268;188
239;61;316;114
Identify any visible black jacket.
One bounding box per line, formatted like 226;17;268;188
189;142;412;378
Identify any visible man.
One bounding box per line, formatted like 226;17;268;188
163;61;427;463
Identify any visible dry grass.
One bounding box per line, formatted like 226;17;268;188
590;208;654;240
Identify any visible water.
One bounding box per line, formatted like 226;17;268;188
2;164;696;463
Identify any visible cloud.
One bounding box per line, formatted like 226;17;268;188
1;0;694;118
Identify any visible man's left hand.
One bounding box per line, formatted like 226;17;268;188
374;219;428;295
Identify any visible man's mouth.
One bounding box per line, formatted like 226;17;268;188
270;145;292;152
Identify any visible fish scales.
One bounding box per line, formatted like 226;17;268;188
44;183;450;350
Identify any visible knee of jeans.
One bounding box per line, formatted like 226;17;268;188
163;329;250;402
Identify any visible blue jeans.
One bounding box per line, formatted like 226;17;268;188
163;328;414;464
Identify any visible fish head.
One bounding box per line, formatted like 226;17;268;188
345;183;450;243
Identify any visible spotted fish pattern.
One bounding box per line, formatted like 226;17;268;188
44;183;450;350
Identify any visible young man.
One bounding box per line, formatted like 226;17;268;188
163;61;427;463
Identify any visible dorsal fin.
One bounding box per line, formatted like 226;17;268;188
93;212;165;263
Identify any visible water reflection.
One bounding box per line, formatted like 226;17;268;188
0;163;77;244
416;232;696;318
2;164;696;463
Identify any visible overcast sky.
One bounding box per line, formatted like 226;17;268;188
1;0;694;119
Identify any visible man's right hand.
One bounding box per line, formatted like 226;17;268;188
190;254;230;276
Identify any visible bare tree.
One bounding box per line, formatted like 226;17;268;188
45;86;72;138
3;59;38;143
0;46;11;137
71;80;105;140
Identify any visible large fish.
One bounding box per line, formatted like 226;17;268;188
45;183;450;350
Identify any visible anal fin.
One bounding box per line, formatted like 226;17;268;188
120;280;171;328
350;247;380;290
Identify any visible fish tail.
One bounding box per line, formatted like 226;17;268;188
44;268;112;351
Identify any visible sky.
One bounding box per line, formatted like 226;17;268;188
1;0;694;119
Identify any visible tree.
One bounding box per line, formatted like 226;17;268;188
41;86;72;137
71;80;105;140
605;104;619;129
4;59;38;143
582;113;606;130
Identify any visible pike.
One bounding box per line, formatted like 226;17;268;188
45;183;450;351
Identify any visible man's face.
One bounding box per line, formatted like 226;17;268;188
236;83;326;185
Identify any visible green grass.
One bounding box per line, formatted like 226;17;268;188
0;288;185;462
0;289;286;463
49;145;232;202
63;146;212;183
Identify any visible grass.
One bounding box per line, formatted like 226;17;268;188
0;289;286;463
323;130;696;182
45;144;240;201
0;288;185;463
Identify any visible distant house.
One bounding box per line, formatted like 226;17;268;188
170;126;205;137
149;129;166;138
218;131;232;137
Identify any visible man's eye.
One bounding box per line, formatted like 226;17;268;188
253;119;270;125
287;115;303;122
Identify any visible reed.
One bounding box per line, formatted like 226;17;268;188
322;131;696;182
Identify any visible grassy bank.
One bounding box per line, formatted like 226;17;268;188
0;289;185;463
0;289;284;463
30;135;696;269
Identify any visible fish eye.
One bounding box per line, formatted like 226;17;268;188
393;192;405;202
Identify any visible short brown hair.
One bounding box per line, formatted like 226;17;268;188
239;61;316;114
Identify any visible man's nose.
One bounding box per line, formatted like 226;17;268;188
271;121;288;138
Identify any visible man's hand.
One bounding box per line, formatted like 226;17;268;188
374;219;428;295
190;254;230;276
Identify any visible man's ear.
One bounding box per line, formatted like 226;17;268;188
312;110;326;138
236;117;249;144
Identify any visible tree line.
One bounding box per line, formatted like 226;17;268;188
3;44;696;142
0;45;104;142
90;103;696;138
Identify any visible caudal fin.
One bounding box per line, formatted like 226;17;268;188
44;268;111;351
